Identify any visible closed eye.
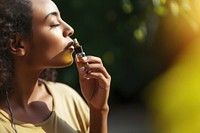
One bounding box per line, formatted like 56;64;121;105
50;23;60;28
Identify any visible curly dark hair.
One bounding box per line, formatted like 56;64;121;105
0;0;57;100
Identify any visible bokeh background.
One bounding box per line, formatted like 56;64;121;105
54;0;200;132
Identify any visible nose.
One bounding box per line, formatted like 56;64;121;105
62;21;74;37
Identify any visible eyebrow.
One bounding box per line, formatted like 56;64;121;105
44;11;58;22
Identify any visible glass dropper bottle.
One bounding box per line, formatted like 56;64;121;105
73;38;87;67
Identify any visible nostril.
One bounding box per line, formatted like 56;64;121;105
63;27;74;37
68;32;73;37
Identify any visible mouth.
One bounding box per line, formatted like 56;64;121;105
65;41;74;50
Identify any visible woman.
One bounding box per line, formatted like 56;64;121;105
0;0;111;133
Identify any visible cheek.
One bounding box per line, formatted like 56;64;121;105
28;29;74;67
36;29;63;57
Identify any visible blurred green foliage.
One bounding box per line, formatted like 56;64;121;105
54;0;199;103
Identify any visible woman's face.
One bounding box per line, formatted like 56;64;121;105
25;0;74;69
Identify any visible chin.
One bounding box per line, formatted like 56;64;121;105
50;52;74;68
57;58;74;68
65;60;74;66
53;62;73;68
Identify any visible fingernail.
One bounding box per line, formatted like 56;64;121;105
79;66;85;72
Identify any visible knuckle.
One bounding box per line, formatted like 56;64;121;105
97;57;102;63
98;73;104;79
108;74;111;80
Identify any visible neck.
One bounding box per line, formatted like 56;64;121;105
10;64;44;107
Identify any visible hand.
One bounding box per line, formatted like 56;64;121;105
75;56;111;110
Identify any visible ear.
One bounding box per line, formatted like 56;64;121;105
9;34;26;56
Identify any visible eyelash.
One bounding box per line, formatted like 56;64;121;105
50;23;60;28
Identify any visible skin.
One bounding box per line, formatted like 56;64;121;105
0;0;111;132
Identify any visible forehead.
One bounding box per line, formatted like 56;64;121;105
30;0;59;19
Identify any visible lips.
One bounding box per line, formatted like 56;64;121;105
65;41;74;50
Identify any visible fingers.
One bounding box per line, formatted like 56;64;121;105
85;63;110;79
86;72;110;89
76;55;111;80
76;56;102;64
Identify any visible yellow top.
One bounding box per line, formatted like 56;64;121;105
0;80;89;133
